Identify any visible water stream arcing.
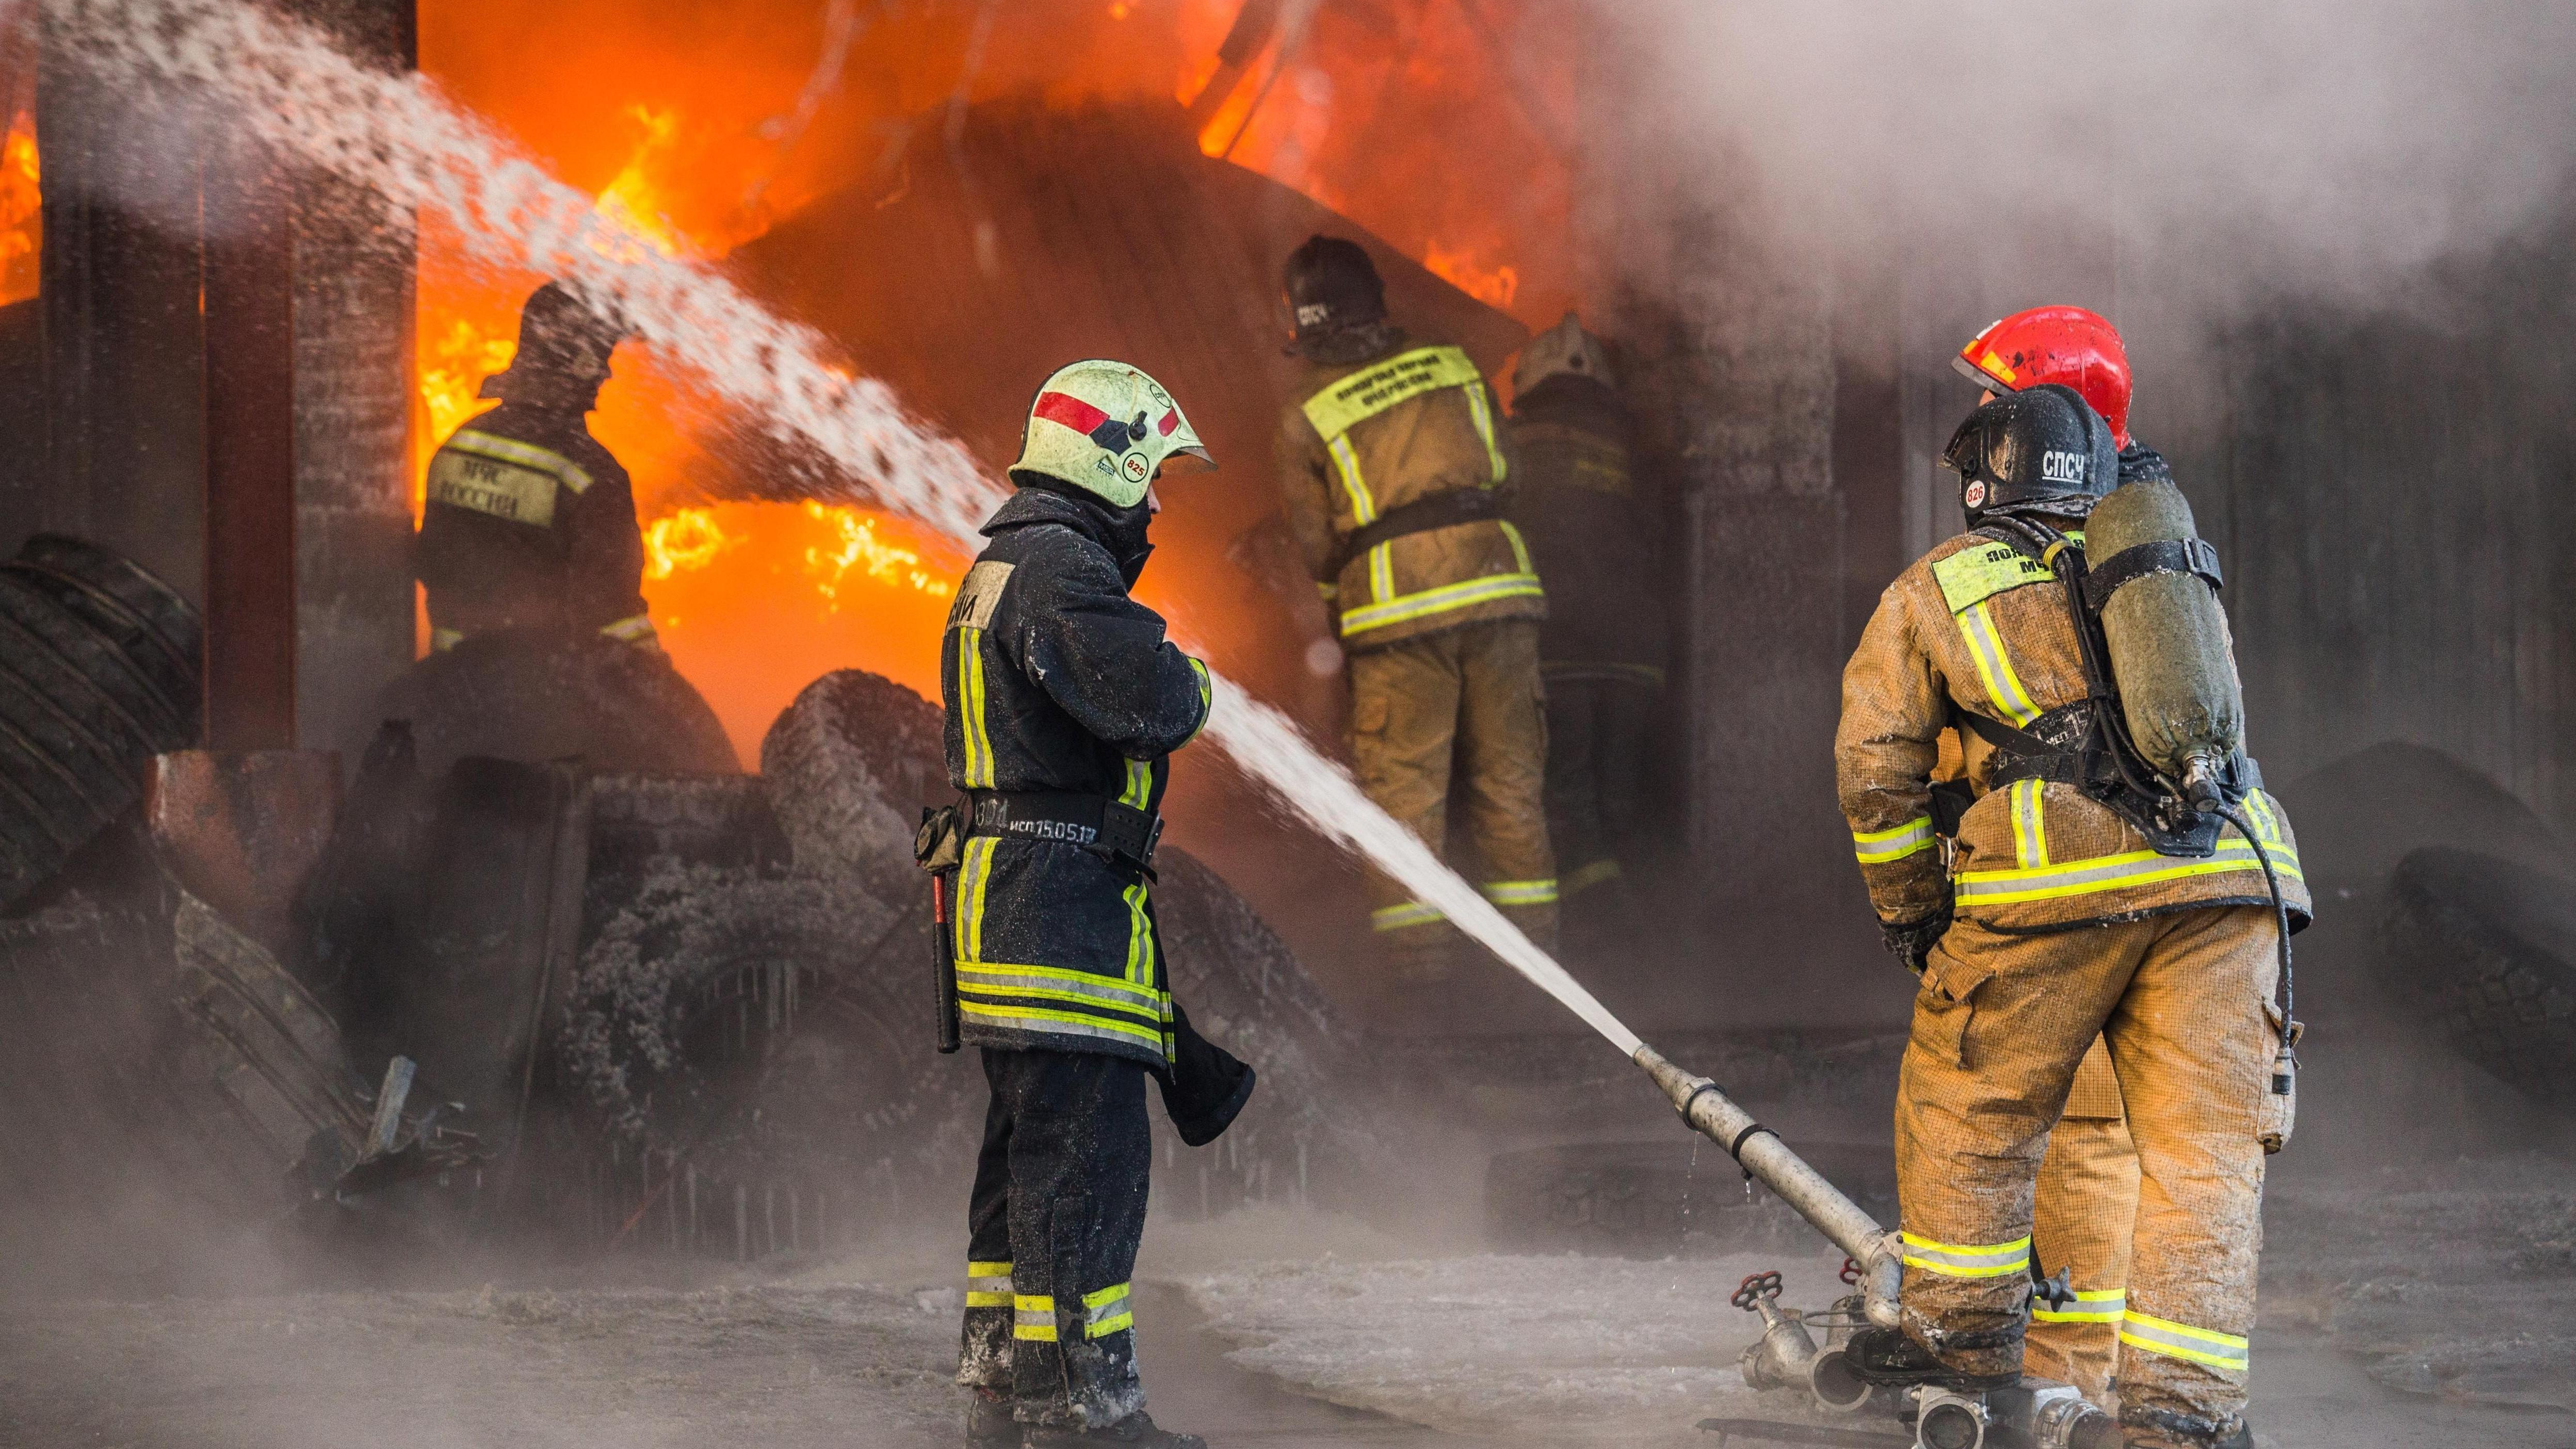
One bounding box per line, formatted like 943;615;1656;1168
43;0;1645;1060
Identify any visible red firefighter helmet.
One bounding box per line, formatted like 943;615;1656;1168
1952;305;2133;448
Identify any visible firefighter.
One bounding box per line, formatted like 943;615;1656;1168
1943;304;2164;1404
1274;235;1555;988
1503;314;1667;947
942;360;1231;1449
416;281;654;653
1834;383;2309;1449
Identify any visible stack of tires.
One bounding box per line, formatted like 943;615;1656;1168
2386;847;2576;1105
0;535;202;910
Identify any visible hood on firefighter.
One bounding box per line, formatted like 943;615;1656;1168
1513;312;1617;398
480;281;634;403
1951;305;2134;449
1009;360;1213;509
1941;382;2119;523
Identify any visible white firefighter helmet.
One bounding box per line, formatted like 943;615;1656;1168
1009;360;1213;508
1512;312;1616;397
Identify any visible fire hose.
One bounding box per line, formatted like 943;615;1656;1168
1632;1044;1907;1328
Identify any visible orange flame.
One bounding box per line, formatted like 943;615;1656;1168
801;500;954;606
643;506;737;580
592;105;691;260
0;109;39;308
1421;239;1519;313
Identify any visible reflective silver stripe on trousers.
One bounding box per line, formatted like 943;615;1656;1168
1899;1232;2032;1278
2118;1311;2250;1372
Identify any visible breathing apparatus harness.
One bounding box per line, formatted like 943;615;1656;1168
1958;512;2300;1081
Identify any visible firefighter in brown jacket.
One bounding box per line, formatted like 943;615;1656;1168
1951;304;2170;1404
1274;235;1554;984
1833;384;2308;1449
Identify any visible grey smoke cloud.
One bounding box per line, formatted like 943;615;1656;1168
1590;1;2576;315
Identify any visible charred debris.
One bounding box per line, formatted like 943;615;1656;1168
0;540;1374;1284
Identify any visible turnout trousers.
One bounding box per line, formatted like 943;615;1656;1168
1346;618;1558;975
1541;671;1657;935
959;1049;1152;1429
1895;906;2277;1447
2026;1038;2138;1406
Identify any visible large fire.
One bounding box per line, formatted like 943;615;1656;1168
418;0;1572;762
412;92;968;744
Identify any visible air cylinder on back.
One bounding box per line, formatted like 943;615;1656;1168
2085;476;2242;797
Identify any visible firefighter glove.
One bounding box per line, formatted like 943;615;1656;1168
1881;905;1953;978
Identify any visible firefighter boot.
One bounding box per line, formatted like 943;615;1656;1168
1024;1411;1208;1449
2120;1405;2256;1449
966;1389;1017;1447
1839;1325;2019;1393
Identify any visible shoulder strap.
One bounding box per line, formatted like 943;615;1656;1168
2082;538;2223;610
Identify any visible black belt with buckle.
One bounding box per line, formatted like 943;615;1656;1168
967;790;1162;867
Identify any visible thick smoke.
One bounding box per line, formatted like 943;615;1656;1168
1589;1;2576;319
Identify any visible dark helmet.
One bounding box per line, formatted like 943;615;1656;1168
1940;382;2119;524
480;282;632;402
1283;234;1386;344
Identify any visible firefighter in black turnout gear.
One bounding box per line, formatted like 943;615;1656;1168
934;360;1245;1448
1503;314;1668;946
415;281;655;652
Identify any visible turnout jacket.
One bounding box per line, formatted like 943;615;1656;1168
1836;526;2310;934
415;401;652;645
941;487;1213;1068
1503;378;1668;686
1277;331;1545;650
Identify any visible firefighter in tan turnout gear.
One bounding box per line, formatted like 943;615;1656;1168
1948;304;2169;1404
1274;235;1556;986
1833;383;2309;1449
416;282;654;654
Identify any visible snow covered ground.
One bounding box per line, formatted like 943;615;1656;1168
4;1178;2569;1449
1178;1245;1851;1446
1167;1182;2576;1449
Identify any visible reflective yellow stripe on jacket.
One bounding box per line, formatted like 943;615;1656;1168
1930;535;2059;727
1955;801;2303;907
1853;815;1935;865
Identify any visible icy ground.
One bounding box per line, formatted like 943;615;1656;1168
1174;1179;2576;1449
0;1280;966;1447
1;1176;2567;1447
1181;1243;1852;1446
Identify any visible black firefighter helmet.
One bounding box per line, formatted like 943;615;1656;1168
480;281;634;404
1940;382;2119;524
1282;234;1386;347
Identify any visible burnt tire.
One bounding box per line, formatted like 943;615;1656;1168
558;859;980;1186
2384;846;2576;1106
759;667;1394;1215
363;630;736;779
0;536;202;911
